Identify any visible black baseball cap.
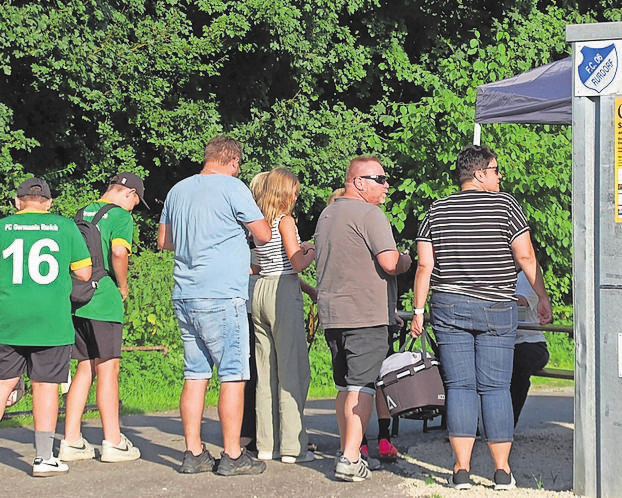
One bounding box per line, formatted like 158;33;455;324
16;177;52;199
109;172;149;209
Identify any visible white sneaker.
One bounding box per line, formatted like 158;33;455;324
101;433;140;462
59;436;95;461
281;451;315;464
32;456;69;477
257;451;280;461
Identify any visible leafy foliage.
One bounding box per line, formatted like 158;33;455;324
3;1;621;324
123;250;180;352
382;4;583;304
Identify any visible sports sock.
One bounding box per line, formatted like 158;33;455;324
35;431;55;460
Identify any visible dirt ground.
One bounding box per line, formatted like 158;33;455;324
0;386;576;497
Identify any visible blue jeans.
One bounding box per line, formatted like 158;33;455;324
430;292;517;442
173;298;250;382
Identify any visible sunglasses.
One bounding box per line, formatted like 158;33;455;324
483;166;499;175
358;175;388;184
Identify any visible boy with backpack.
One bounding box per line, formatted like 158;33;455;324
0;178;92;476
59;172;148;463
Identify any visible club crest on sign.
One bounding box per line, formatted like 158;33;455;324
578;44;618;93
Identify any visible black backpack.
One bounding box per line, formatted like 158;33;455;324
71;203;119;305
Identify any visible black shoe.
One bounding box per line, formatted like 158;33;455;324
449;469;472;490
493;469;516;490
216;448;266;476
179;444;215;474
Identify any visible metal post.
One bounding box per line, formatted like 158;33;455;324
567;21;622;497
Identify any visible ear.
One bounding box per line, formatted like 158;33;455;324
44;198;53;210
14;197;21;210
353;176;364;191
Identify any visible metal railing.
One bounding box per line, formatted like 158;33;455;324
396;311;574;380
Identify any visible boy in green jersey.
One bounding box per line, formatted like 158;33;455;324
0;178;92;476
60;173;147;463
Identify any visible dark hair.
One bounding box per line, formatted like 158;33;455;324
456;145;497;184
204;135;243;166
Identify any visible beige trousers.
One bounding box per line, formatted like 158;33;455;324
252;274;310;457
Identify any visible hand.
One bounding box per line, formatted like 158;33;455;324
409;313;424;338
301;241;315;255
537;295;552;325
119;285;129;301
394;312;404;328
399;251;412;273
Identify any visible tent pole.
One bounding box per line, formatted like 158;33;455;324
473;123;481;145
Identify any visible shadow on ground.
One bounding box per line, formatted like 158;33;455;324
0;388;574;498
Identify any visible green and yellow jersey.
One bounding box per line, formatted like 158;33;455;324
73;200;133;323
0;210;91;346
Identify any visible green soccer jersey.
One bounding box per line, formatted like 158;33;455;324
0;210;91;346
73;200;133;323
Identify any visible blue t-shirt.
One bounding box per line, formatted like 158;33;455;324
160;174;263;299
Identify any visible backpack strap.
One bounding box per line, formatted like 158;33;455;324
91;203;119;224
75;203;119;224
74;207;86;222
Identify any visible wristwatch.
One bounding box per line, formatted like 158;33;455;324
413;308;425;315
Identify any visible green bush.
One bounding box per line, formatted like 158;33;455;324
124;250;180;352
308;329;338;399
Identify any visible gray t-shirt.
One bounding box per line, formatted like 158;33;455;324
315;197;397;329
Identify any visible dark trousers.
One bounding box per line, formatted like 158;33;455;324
510;342;549;426
241;314;257;444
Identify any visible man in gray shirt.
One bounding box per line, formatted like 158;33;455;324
315;156;411;482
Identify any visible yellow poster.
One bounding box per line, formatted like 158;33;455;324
616;97;622;223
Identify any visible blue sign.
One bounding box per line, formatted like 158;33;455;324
578;44;618;93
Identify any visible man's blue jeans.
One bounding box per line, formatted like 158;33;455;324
430;292;517;442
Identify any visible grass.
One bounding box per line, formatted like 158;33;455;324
1;315;576;428
424;475;436;485
1;339;338;428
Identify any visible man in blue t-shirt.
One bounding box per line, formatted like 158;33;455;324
159;136;271;476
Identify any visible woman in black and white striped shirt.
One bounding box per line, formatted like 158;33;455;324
410;145;552;491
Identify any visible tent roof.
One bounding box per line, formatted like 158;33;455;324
475;57;572;125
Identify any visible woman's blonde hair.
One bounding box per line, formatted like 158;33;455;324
249;171;269;201
256;167;300;226
327;187;345;205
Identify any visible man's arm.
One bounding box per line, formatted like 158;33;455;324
245;218;271;246
376;249;412;276
111;244;130;300
158;223;174;251
511;231;552;324
72;266;92;282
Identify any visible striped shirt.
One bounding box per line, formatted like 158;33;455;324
416;190;529;301
255;214;298;276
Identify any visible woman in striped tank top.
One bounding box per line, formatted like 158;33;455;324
251;167;316;464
